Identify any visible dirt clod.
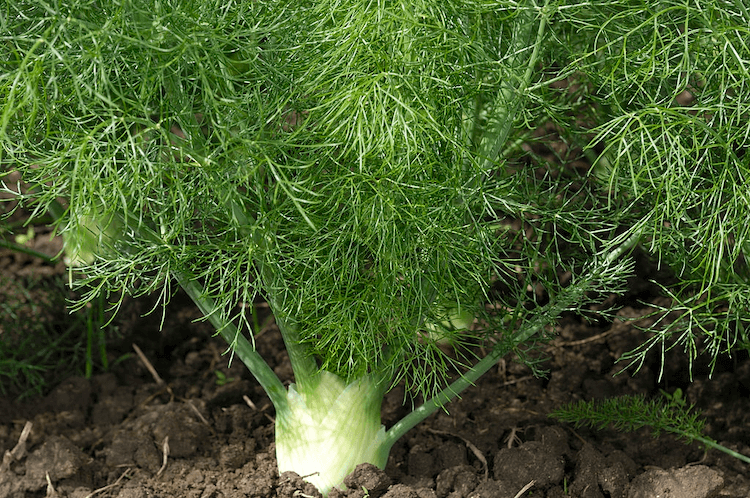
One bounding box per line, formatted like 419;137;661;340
435;465;478;498
493;440;564;489
278;471;324;498
382;484;420;498
343;463;392;496
627;465;724;498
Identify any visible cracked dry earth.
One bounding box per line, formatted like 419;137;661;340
1;239;750;498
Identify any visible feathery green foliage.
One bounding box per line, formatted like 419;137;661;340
557;0;750;378
2;0;750;492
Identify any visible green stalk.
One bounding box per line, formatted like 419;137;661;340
178;274;289;411
216;199;319;390
0;239;54;263
384;287;567;448
697;437;750;465
273;312;320;392
384;227;642;448
97;295;109;371
383;338;515;448
85;308;94;378
478;0;549;171
47;196;287;404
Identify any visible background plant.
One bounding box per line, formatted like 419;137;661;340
551;391;750;465
2;0;749;493
552;0;750;377
0;205;116;398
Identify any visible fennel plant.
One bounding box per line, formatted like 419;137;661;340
2;0;749;493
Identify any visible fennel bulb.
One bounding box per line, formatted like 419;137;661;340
62;208;121;267
275;372;389;495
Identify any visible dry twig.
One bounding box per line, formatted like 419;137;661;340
0;421;33;478
427;428;489;480
156;436;170;477
45;472;58;498
133;343;174;402
84;468;132;498
132;343;165;385
512;480;535;498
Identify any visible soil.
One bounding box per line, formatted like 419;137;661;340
1;225;750;498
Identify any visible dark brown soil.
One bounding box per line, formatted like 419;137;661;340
1;233;749;498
